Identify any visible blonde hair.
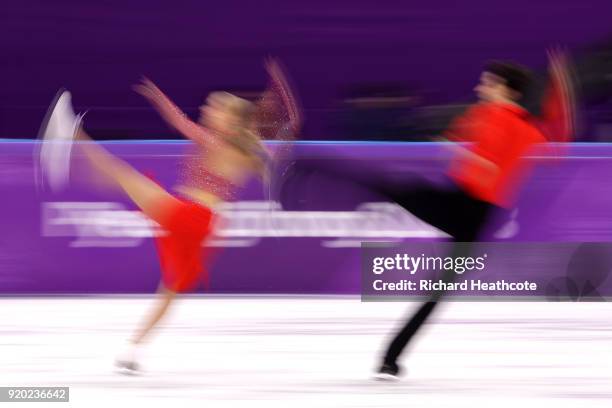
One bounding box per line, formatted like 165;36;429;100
209;91;269;175
208;92;253;124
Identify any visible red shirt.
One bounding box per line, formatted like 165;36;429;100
447;65;574;207
447;102;546;207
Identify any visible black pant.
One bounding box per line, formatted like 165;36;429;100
377;182;494;242
279;160;496;364
377;184;495;366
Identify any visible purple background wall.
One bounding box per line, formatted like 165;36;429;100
2;141;612;295
2;0;612;139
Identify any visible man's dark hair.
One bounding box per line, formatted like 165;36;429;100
484;61;533;96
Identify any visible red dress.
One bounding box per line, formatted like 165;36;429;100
154;197;215;292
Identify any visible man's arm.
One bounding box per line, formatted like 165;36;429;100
537;48;576;143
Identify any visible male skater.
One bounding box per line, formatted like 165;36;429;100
374;49;575;379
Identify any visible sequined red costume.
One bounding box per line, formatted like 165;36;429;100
143;64;300;292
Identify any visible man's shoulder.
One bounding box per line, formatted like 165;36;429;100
471;102;537;126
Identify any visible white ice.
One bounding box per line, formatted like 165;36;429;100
0;296;611;407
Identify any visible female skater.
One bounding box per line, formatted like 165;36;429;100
39;58;301;373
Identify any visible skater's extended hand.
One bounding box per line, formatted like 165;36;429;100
546;47;570;82
133;77;163;102
261;56;302;133
264;57;283;79
133;76;208;143
543;46;576;142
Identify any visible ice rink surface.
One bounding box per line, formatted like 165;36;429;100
1;296;611;407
